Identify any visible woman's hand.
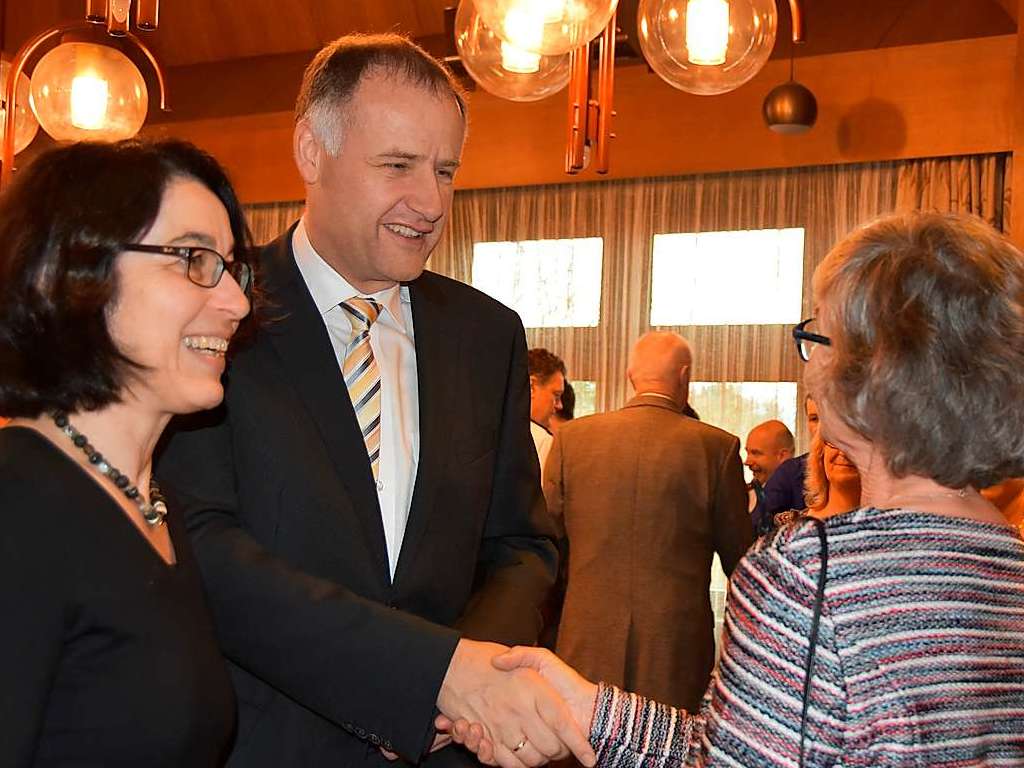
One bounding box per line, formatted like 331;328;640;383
491;647;599;735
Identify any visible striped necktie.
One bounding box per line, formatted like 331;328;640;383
341;298;382;480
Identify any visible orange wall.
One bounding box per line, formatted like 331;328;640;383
143;35;1016;203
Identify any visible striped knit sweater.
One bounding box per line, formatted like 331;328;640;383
590;507;1024;766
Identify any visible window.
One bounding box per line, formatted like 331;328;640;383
691;380;798;656
568;380;597;417
711;554;728;659
650;227;804;326
689;381;799;482
471;237;603;328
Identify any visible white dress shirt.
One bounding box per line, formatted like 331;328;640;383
531;421;553;481
292;219;419;578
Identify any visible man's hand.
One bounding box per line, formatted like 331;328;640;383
436;639;596;768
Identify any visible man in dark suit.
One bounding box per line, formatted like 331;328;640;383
545;332;752;712
158;35;588;768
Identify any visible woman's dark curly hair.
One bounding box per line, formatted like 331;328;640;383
0;139;253;417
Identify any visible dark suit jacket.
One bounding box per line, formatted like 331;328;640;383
545;395;751;712
157;226;557;767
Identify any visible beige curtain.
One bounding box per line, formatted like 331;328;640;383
242;153;1007;426
895;154;1011;231
246;201;304;246
431;162;901;415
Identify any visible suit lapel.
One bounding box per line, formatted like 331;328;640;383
393;273;456;586
259;228;390;581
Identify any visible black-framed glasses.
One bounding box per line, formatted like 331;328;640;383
122;243;253;296
792;318;831;362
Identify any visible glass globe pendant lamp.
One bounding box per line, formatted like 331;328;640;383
637;0;777;95
472;0;619;57
29;41;148;142
1;61;40;154
455;0;571;102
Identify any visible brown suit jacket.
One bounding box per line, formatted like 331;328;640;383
545;394;751;711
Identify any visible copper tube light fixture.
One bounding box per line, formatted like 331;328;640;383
565;11;616;174
106;0;132;36
135;0;160;31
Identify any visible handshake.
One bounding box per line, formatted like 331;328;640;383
387;639;601;767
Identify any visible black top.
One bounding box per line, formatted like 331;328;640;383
0;427;234;767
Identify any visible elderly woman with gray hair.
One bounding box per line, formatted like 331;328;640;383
441;211;1024;768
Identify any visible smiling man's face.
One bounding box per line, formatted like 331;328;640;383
300;71;465;293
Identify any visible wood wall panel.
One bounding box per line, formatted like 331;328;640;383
144;35;1016;203
1010;0;1024;245
144;111;302;203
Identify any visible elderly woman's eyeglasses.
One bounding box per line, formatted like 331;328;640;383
793;318;831;362
122;243;253;296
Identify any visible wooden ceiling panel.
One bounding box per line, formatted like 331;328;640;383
994;0;1018;24
2;0;453;66
4;0;1016;65
878;0;1015;47
775;0;1015;60
146;0;453;66
308;2;423;41
146;1;321;66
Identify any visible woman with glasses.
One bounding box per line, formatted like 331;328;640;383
442;211;1024;767
0;140;251;766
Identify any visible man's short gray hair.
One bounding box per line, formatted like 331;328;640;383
295;33;467;156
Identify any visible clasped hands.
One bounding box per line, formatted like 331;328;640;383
432;639;600;768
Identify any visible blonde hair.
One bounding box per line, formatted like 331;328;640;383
804;431;828;511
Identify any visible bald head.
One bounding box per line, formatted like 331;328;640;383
627;332;693;405
744;420;796;485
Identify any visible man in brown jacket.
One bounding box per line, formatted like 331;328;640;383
543;332;751;712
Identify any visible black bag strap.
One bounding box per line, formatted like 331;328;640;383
799;518;829;768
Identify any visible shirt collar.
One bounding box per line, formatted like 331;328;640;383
634;391;678;405
292;217;408;332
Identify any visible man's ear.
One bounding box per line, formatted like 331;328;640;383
294;119;323;185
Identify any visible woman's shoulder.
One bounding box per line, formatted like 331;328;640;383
743;507;912;580
1;424;64;463
751;505;1024;580
0;427;78;505
747;514;829;566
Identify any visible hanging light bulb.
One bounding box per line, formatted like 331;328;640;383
473;0;619;56
503;2;547;57
1;61;40;154
29;41;148;142
455;0;571;102
637;0;777;95
70;73;110;129
500;41;542;73
686;0;730;65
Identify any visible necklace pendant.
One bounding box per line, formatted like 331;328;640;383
141;502;166;527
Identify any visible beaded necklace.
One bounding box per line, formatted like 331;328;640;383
52;412;167;527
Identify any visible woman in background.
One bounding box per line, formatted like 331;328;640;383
774;430;862;527
0;140;251;766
